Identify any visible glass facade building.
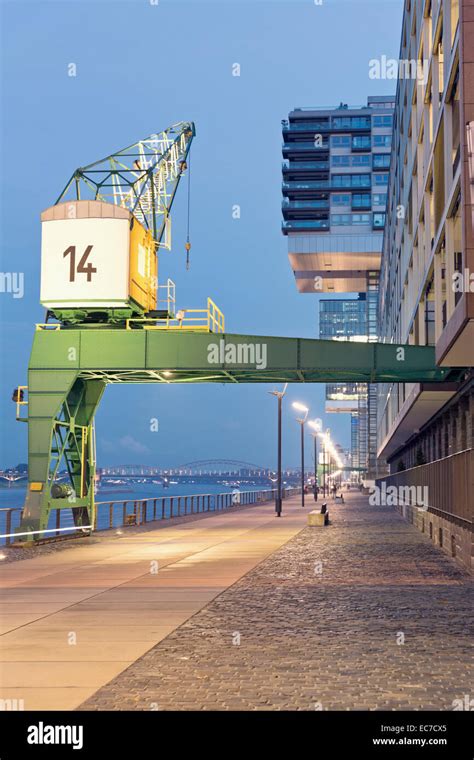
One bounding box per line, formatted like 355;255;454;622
282;96;394;296
283;96;394;476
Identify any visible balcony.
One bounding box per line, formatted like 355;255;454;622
283;122;331;133
282;143;329;154
282;200;330;210
282;220;330;233
283;177;372;195
282;180;330;194
282;161;330;172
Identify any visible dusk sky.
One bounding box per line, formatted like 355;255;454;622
0;0;402;469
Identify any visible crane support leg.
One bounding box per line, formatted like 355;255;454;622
20;369;105;539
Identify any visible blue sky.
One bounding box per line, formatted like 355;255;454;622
0;0;402;469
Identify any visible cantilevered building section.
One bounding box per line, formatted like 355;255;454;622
377;0;473;573
282;96;394;294
283;96;394;477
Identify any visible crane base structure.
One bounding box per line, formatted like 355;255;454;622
15;325;464;539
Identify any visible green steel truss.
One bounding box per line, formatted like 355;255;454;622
55;122;195;249
18;329;463;539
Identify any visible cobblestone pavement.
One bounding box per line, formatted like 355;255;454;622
79;494;473;711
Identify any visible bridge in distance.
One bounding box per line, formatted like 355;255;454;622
97;460;300;485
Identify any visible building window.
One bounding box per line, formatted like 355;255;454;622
373;173;389;186
331;194;351;206
331;213;370;226
351;155;371;167
331;135;351;147
351;117;371;128
352;194;371;209
331;214;352;226
373;153;391;170
451;69;460;172
451;0;459;47
332;116;371;129
373;115;393;128
332;174;371;188
332;155;350;167
331;213;371;226
351;213;371;225
352;136;371;150
425;280;436;346
373;193;387;207
373;135;391;147
373;212;386;229
332;116;351;129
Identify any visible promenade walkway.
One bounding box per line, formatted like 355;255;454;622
80;492;472;711
0;496;309;710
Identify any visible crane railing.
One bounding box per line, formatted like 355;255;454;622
125;298;225;333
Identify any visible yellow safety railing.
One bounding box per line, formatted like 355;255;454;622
14;385;28;421
36;323;61;331
157;278;176;314
207;298;225;333
126;298;225;333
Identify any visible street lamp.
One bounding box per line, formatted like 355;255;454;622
308;418;322;501
292;402;309;507
319;431;344;498
317;431;329;497
269;384;287;517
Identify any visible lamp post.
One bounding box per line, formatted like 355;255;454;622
317;430;329;497
292;402;309;507
308;419;322;501
269;384;287;517
327;430;334;497
324;436;329;497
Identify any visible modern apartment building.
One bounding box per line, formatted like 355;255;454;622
377;0;473;572
282;95;394;294
282;96;394;475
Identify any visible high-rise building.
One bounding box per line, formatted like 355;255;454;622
282;96;394;475
377;0;473;571
282;95;394;294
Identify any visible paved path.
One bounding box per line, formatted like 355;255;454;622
0;497;308;710
79;493;473;711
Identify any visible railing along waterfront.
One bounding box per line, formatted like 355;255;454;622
0;487;300;546
375;449;473;528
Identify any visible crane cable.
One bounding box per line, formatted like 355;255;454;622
185;153;191;270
